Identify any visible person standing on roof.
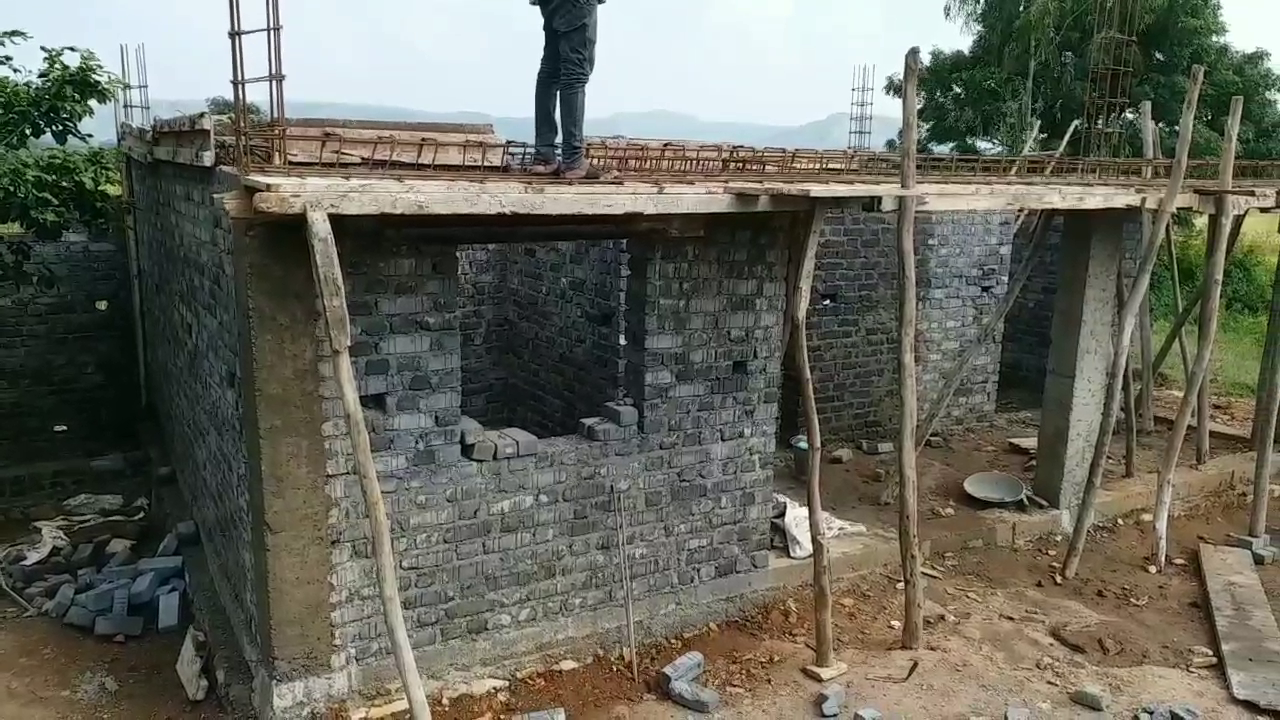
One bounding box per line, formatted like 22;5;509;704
528;0;604;179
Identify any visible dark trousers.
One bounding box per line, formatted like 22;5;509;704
534;0;597;167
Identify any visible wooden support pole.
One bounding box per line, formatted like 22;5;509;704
1196;222;1217;465
1251;218;1280;536
1166;224;1194;387
1138;101;1156;433
1150;215;1246;377
897;46;925;651
1152;96;1245;572
793;201;836;672
304;208;432;720
916;212;1053;447
1062;65;1206;580
1118;262;1138;479
1253;238;1280;446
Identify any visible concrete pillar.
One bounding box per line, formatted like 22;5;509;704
1034;210;1125;522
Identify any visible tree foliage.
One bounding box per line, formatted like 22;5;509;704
0;29;121;287
886;0;1280;159
206;94;265;121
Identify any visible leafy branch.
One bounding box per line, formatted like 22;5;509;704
0;28;122;288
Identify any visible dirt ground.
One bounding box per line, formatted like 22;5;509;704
0;609;223;719
0;405;1266;719
436;492;1276;719
773;408;1250;537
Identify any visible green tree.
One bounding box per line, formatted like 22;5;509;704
0;29;121;286
886;0;1280;159
206;94;266;121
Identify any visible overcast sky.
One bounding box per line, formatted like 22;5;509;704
6;0;1278;126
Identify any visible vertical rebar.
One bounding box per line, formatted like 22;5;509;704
848;64;877;151
1082;0;1140;159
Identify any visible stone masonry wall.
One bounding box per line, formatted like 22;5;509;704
784;209;1015;441
457;243;509;427
322;220;779;675
1000;212;1141;403
131;161;263;668
0;232;138;469
505;241;627;436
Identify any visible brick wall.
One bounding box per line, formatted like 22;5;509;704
131;161;263;668
458;243;509;427
0;232;138;468
505;240;627;436
784;209;1015;441
457;241;627;435
323;220;778;672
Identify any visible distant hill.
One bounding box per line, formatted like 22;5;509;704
80;99;899;150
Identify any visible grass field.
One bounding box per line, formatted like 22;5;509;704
1156;212;1279;399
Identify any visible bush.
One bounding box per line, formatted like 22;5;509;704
1148;227;1276;320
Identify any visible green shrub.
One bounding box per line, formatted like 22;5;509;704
1148;228;1276;320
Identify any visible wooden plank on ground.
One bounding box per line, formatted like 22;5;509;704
1199;542;1280;711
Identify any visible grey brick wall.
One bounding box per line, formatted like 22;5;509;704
0;232;138;467
458;243;509;426
784;209;1015;441
323;220;777;672
505;240;627;436
131;161;262;667
1000;212;1141;401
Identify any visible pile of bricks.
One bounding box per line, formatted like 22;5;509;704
455;399;639;462
7;520;198;640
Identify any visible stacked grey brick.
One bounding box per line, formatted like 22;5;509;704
505;240;626;436
324;219;778;673
457;243;509;427
0;232;137;467
130;162;263;672
787;209;1015;441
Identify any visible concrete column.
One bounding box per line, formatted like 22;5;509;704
1034;210;1125;522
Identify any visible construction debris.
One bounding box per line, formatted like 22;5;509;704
771;493;866;559
175;626;210;702
1069;685;1111;711
816;683;845;717
3;500;196;645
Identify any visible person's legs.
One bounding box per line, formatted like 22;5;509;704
553;1;597;176
531;4;561;173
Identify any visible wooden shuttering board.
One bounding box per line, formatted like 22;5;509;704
282;125;508;168
1199;542;1280;710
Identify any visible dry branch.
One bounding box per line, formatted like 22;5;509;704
897;46;925;651
304;208;432;720
1152;96;1245;572
1061;65;1206;580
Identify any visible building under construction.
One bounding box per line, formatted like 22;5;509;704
104;2;1280;718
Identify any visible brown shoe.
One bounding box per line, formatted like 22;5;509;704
560;161;604;180
528;159;560;175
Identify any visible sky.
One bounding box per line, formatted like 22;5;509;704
5;0;1279;127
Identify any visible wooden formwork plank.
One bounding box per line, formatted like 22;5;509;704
1199;542;1280;711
